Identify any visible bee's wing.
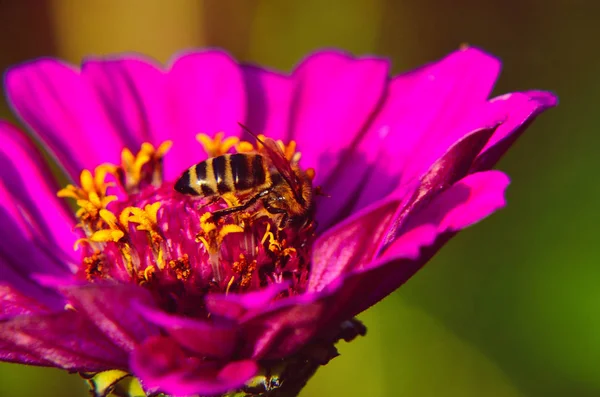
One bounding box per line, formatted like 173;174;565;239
238;123;305;204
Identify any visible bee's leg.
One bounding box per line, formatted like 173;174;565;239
212;189;271;219
264;204;289;229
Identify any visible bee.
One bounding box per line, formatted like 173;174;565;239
174;123;314;229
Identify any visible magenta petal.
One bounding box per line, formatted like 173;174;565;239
5;58;126;178
288;51;389;182
60;284;160;352
317;48;501;226
242;65;293;141
239;297;326;359
0;122;79;266
0;310;128;371
137;304;238;359
0;284;50;319
82;55;168;151
205;282;290;320
381;125;497;249
334;170;510;319
472;90;558;171
164;51;246;179
131;336;257;396
308;197;402;293
398;170;510;233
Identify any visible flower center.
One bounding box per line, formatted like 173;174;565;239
58;133;317;316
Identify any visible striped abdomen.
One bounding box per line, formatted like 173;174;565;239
175;153;270;197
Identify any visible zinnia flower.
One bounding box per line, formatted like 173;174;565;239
0;47;556;397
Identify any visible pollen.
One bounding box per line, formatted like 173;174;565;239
232;253;256;289
168;255;191;281
197;132;239;157
83;252;107;281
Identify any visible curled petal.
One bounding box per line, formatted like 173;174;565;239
472;90;558;172
381;125;497;249
131;336;257;397
318;47;501;227
332;170;511;320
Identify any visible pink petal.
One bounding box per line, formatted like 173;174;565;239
164;51;246;179
308;197;403;293
381;125;497;249
288;51;390;183
0;310;128;371
0;122;79;266
131;336;257;396
309;125;496;293
5;59;126;178
60;283;160;352
472;90;558;172
339;170;510;319
81;55;168;151
396;48;501;182
241;65;293;141
0;258;65;311
317;48;501;227
398;170;510;233
0;284;50;319
137;304;238;359
239;297;326;359
205;282;290;320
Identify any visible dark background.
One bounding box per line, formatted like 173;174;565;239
0;1;597;396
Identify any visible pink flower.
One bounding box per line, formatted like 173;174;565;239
0;47;556;396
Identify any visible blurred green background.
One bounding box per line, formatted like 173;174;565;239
0;1;597;396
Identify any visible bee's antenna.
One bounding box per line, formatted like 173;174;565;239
237;122;266;145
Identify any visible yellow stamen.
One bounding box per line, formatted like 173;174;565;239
200;213;216;234
143;266;155;281
261;223;273;245
89;229;125;243
124;203;165;269
99;209;119;229
260;223;282;253
235;141;255;153
126;203;162;233
58;166;116;225
197;132;239;157
219;224;244;240
103;141;172;192
225;276;235;295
